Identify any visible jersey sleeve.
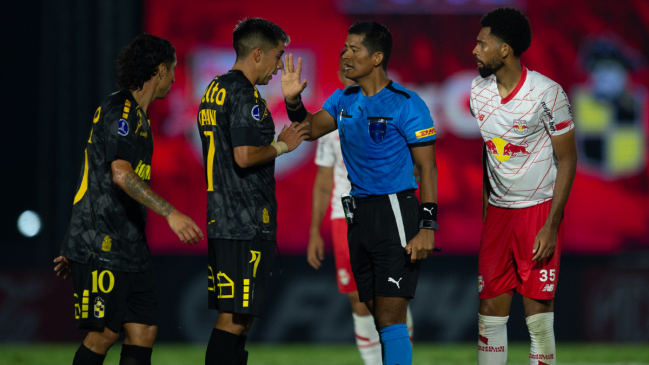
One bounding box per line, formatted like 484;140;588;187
314;133;335;167
105;106;140;165
400;95;436;146
229;87;263;148
322;89;342;123
538;84;574;136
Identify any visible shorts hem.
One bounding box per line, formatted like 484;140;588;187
373;291;415;300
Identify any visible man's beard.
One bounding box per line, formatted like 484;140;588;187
477;58;503;78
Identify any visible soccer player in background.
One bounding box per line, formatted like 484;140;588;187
307;50;414;365
53;33;204;365
196;18;308;365
283;22;438;365
470;8;577;365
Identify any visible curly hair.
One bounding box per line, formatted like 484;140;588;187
116;33;175;91
480;8;532;57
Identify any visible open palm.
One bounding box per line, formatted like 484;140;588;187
281;53;308;101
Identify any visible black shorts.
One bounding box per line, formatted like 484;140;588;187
207;234;276;317
71;257;157;333
348;190;421;303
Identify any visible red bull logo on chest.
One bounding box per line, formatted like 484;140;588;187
486;137;531;162
513;119;529;135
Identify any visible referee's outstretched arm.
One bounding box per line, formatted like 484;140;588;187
404;144;438;262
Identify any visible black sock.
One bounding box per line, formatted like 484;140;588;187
119;344;152;365
235;336;248;365
206;328;239;365
73;344;106;365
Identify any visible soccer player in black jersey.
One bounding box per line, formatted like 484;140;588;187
53;33;203;365
197;18;308;365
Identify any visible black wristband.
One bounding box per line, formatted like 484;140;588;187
285;95;302;108
419;203;438;222
286;102;307;122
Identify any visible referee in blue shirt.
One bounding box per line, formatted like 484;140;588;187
280;22;438;365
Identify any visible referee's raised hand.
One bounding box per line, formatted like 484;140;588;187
277;121;310;152
167;210;204;245
280;53;308;102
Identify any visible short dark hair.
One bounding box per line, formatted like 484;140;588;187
116;33;175;91
233;18;290;61
348;21;392;71
480;8;532;57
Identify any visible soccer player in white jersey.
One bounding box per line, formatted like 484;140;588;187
469;8;578;365
307;51;413;365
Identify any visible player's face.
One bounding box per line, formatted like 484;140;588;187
155;54;177;99
258;43;285;85
473;28;504;78
342;34;374;80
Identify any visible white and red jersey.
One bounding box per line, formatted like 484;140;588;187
470;66;574;209
315;130;351;219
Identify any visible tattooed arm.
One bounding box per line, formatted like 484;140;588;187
111;159;204;244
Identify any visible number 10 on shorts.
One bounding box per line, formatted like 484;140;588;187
539;269;555;282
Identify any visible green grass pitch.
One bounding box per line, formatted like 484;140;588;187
1;343;647;364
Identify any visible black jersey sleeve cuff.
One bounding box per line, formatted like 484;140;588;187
407;139;436;148
231;127;262;147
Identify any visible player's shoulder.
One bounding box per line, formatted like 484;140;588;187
526;69;563;97
215;70;256;94
99;89;137;122
101;89;132;110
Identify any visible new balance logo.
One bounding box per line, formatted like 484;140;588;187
388;277;402;289
542;284;555;292
423;207;434;215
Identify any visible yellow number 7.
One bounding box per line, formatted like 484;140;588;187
204;131;215;191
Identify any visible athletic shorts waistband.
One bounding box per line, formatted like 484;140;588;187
353;189;417;204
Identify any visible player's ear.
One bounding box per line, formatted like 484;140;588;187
373;52;384;68
253;48;263;63
501;43;510;59
157;63;166;80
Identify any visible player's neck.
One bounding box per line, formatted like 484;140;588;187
494;60;523;98
130;85;156;113
232;63;257;86
356;71;390;97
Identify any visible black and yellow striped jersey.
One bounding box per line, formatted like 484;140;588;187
61;89;154;272
197;69;277;241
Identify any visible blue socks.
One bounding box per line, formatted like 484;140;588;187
379;324;412;365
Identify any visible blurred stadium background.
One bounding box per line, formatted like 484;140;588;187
2;0;649;363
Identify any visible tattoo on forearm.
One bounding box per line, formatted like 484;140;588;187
124;171;175;218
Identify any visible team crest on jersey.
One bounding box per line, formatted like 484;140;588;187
338;268;350;285
513;119;529;135
478;275;484;293
94;297;105;318
117;119;129;136
251;105;260;121
368;117;390;143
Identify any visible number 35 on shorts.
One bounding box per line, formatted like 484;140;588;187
539;269;556;282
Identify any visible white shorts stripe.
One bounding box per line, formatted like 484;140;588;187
388;194;407;248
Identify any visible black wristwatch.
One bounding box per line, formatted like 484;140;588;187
419;220;439;231
285;95;302;109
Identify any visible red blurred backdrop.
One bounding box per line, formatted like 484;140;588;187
143;0;649;255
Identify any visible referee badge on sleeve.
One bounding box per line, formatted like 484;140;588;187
368;117;391;143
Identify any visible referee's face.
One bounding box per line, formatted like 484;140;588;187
257;43;285;85
342;34;373;81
